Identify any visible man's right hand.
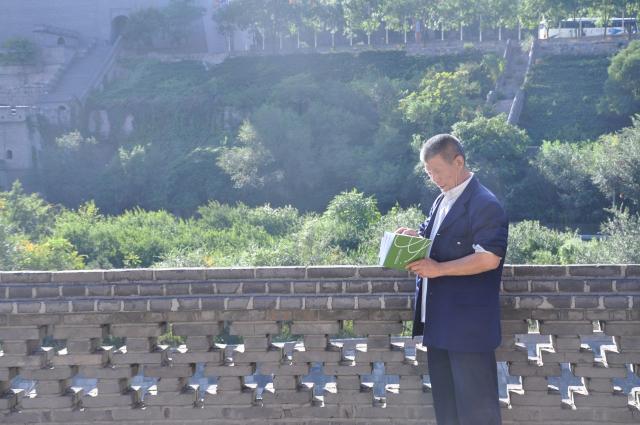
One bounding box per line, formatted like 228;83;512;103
395;227;418;237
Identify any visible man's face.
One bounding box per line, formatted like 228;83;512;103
423;153;463;192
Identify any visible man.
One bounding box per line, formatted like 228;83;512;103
396;134;508;425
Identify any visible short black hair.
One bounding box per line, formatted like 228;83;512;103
420;133;465;163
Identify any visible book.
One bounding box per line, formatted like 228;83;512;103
378;231;431;271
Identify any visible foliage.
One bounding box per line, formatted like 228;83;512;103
122;0;204;50
506;220;582;265
599;40;640;117
590;115;640;209
0;181;55;240
452;114;529;205
0;37;39;65
520;55;630;144
400;66;485;135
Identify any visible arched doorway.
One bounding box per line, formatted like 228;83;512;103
111;15;129;44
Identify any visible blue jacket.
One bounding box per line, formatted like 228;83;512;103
412;176;508;352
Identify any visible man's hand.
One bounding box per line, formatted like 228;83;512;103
395;227;418;237
406;258;442;278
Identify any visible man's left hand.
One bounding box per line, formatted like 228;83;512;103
406;258;442;279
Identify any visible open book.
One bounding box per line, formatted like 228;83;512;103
378;231;432;271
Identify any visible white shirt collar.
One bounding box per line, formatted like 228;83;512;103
442;172;474;204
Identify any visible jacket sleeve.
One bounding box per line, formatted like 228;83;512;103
470;198;508;259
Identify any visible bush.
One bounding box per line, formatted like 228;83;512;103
506;221;582;264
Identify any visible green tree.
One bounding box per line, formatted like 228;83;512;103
0;181;55;240
590;115;640;209
0;37;39;65
532;140;608;226
400;67;483;135
601;40;640;116
451;115;529;203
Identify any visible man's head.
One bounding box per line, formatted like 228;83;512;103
420;134;468;192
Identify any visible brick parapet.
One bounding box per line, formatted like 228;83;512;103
0;265;639;424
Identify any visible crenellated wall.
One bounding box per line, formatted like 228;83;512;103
0;265;638;424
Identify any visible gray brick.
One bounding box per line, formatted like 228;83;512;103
154;268;206;281
139;283;164;296
557;280;586;292
307;266;357;279
190;282;215;294
616;279;640;292
625;264;640;277
501;265;514;278
0;302;13;313
513;265;566;277
531;280;557;292
319;280;343;293
113;283;139;296
267;281;291;294
574;296;599;308
396;280;415;293
604;296;629;308
215;282;241;294
568;265;623;277
44;300;70;313
201;297;225;310
178;297;200;310
105;268;154;282
358;296;382;309
86;284;111;296
0;271;51;283
546;295;572;308
165;283;190;295
227;296;250;309
518;296;544;309
35;285;60;298
61;284;86;297
291;321;340;335
371;281;395;293
344;281;367;293
8;286;33;299
242;281;266;294
358;266;409;278
122;299;148;311
503;280;528;292
255;267;306;279
292;281;316;294
384;295;410;309
253;296;277;309
305;296;329;309
331;296;356;309
205;267;255;280
72;299;96;312
279;296;303;310
16;301;42;313
149;298;173;311
97;299;121;312
586;279;614;292
51;270;104;283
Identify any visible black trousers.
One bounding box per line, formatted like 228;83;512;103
427;346;502;425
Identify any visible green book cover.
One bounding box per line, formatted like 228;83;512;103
378;231;431;271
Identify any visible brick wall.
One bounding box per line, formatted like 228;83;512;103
0;265;638;424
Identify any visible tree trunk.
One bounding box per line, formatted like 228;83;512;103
499;26;502;41
518;20;522;41
350;35;353;46
441;22;444;41
331;32;335;48
314;30;317;48
460;22;463;41
367;33;371;45
479;16;483;42
297;31;300;49
385;26;389;44
279;33;283;50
